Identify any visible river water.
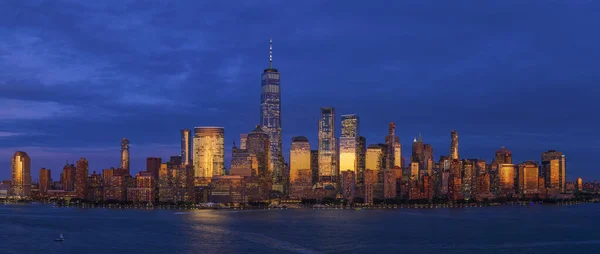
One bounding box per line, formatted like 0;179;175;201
1;203;599;253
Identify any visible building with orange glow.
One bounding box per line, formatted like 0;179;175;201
383;171;396;199
518;161;539;195
210;175;246;204
410;162;419;180
193;127;225;179
339;115;359;177
318;107;338;184
499;164;516;196
127;172;155;203
11;151;31;199
230;145;256;177
366;144;385;172
61;163;76;192
290;136;311;183
577;177;583;192
289;169;313;199
246;125;271;178
39;168;52;196
495;147;512;164
121;138;130;174
541;150;566;192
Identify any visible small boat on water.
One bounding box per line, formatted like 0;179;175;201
54;234;64;242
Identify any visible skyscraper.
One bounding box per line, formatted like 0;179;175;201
318;107;337;183
518;161;539;194
385;122;396;172
366;144;385;171
290;136;311;183
181;129;192;166
246;125;271;177
260;38;283;186
310;150;319;185
146;157;162;180
239;134;248;150
339;114;359;176
541;150;566;192
39;168;51;195
411;134;425;170
120;138;130;173
357;136;367;184
495;147;512;164
449;130;459;160
75;157;89;199
193;127;225;178
61;163;76;192
11;151;31;199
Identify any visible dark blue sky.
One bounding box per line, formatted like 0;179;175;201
1;1;598;181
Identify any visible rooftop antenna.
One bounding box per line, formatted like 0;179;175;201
269;37;273;69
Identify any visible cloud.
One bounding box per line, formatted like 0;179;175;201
0;99;74;120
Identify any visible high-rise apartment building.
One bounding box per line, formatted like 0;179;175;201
290;136;311;183
310;150;319;185
384;122;397;172
339;114;359;176
11;151;31;199
260;38;283;186
61;163;76;192
499;164;515;195
193;127;225;178
318;107;337;182
75;157;89;199
357;136;367;184
180;129;192;166
120;138;130;173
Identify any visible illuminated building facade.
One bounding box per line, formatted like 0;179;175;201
366;144;385;171
383;171;396;199
518;161;539;194
357;136;367;184
410;162;419;180
246;125;271;177
180;129;192;166
499;164;516;195
260;38;283;187
290;136;311;183
39;168;51;195
120;138;130;173
11;151;31;199
75;157;89;199
424;144;434;176
318;107;337;183
61;163;76;192
210;175;246;204
385;122;396;171
340;115;359;180
450;130;459;160
87;171;103;201
363;169;378;204
341;170;356;202
193;127;225;179
541;150;566;192
230;145;256;177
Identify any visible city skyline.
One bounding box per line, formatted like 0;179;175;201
1;1;599;181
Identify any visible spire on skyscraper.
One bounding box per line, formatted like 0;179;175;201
269;37;273;69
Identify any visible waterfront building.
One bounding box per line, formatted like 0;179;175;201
210;175;246;204
541;150;567;192
260;38;283;187
357;136;367;184
180;129;192;166
193;127;225;179
363;169;378;205
127;172;155;203
310;150;319;185
290;137;311;183
11;151;31;199
318;107;337;184
75;157;89;199
39;168;52;196
383;171;396;199
289;169;313;199
121;138;130;173
61;163;76;192
146;157;162;180
341;170;356;203
450;130;459;160
87;171;103;202
518;161;539;195
499;164;516;196
366;144;385;171
339;115;359;178
230;145;256;177
246;125;271;177
495;147;512;164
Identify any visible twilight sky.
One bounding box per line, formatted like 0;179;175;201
1;1;599;181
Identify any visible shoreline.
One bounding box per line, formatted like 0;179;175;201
3;200;597;210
